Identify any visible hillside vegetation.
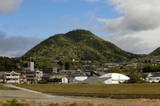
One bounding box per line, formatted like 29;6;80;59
23;29;139;62
0;57;19;71
150;47;160;56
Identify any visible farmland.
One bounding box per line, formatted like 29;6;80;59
1;98;160;106
18;84;160;98
0;84;15;90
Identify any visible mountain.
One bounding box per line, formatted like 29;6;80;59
23;29;139;62
150;47;160;56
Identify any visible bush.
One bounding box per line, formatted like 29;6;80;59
2;99;29;106
128;72;145;83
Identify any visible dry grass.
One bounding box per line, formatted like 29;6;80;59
18;84;160;96
0;84;15;90
1;98;160;106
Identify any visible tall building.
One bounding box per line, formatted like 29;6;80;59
29;62;34;72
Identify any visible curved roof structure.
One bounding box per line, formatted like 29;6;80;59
99;73;130;80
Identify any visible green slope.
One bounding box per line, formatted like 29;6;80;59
23;29;139;62
150;47;160;56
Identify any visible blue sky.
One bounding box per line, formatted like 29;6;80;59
0;0;160;57
0;0;118;38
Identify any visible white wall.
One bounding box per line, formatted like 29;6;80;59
62;77;68;84
74;76;88;81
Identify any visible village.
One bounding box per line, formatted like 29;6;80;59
1;59;160;85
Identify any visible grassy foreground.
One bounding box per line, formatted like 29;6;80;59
18;84;160;96
1;98;160;106
0;84;14;90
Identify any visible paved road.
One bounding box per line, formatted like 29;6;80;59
0;84;78;103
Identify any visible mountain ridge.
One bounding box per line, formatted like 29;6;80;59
23;29;139;62
150;47;160;56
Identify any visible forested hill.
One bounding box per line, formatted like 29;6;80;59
23;29;139;62
150;47;160;56
0;57;19;71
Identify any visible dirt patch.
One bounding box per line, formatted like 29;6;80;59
0;90;78;103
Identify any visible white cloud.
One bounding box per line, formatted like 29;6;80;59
98;0;160;54
0;0;23;13
0;32;42;57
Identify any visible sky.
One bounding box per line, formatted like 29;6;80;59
0;0;160;57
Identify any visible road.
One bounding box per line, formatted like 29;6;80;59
0;84;78;103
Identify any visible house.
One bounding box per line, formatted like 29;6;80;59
36;70;43;82
146;73;160;83
25;71;36;84
0;72;5;83
23;62;43;84
42;68;69;84
25;70;43;84
73;76;88;83
4;71;20;84
125;62;138;68
49;75;68;84
19;75;27;84
99;73;130;84
103;63;119;68
42;68;58;74
64;69;87;83
24;62;35;72
42;74;68;84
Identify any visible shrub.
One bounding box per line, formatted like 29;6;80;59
2;99;29;106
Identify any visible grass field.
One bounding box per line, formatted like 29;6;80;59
18;84;160;96
1;98;160;106
0;84;15;90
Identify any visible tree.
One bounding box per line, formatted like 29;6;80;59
128;72;145;83
65;62;70;70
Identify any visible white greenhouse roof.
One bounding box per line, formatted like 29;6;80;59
99;73;130;80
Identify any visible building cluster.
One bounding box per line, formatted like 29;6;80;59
1;59;160;84
0;62;131;84
0;62;43;84
86;62;138;72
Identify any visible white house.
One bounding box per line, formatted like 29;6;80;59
61;77;68;84
35;70;43;82
99;73;130;84
74;76;88;81
73;76;88;83
5;71;20;84
49;75;69;84
146;73;160;83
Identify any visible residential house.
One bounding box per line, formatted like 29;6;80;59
42;73;68;84
125;62;138;68
64;69;86;83
146;73;160;83
42;68;58;74
24;62;35;72
4;71;20;84
25;70;43;84
19;74;27;84
24;62;43;84
73;76;88;83
103;63;120;68
0;72;5;83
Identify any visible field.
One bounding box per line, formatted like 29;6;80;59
0;84;15;90
1;98;160;106
18;84;160;98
